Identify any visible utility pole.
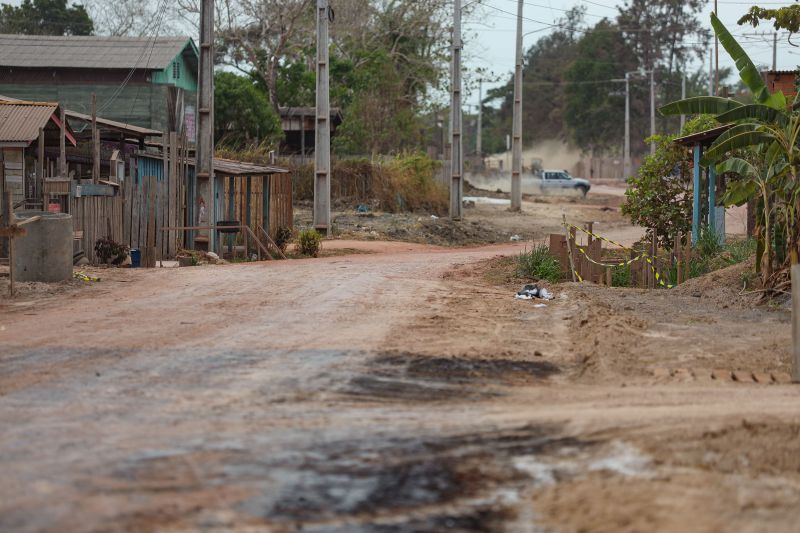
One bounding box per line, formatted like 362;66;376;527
196;0;214;251
714;0;719;95
650;68;656;155
623;72;630;179
708;47;713;96
476;78;482;157
510;0;523;211
314;0;331;233
773;32;778;71
680;69;686;132
449;0;463;220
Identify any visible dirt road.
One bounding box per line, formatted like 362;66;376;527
1;241;799;532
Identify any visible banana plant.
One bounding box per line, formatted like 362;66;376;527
717;156;778;278
659;12;800;274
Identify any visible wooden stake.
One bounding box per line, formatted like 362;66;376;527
59;106;66;178
564;215;576;282
793;264;800;382
38;127;45;209
92;93;100;184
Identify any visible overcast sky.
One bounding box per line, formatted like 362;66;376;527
464;0;797;107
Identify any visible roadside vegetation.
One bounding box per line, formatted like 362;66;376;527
658;13;800;297
516;245;561;284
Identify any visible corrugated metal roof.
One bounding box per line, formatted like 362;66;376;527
0;101;57;143
673;124;733;146
136;153;288;176
65;110;162;138
0;34;194;70
213;158;289;175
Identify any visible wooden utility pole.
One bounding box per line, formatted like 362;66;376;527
510;0;523;211
623;72;630;179
680;69;686;132
649;68;656;155
196;0;215;251
773;32;778;71
314;0;331;233
59;106;66;179
714;0;719;95
476;78;482;157
92;93;99;183
449;0;463;220
37;127;44;209
793;264;800;382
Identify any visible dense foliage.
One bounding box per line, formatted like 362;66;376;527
214;72;282;148
622;115;718;247
0;0;93;35
660;13;800;290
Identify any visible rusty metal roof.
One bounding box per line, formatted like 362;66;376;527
212;158;288;175
672;124;733;146
65;110;162;139
0;34;196;70
0;100;58;144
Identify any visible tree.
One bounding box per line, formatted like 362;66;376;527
616;0;709;76
214;72;282;148
738;4;800;35
483;7;584;152
564;19;637;154
84;0;177;37
621;115;718;247
0;0;93;35
660;13;800;286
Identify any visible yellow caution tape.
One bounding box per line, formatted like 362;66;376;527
564;221;675;289
74;271;100;282
575;245;644;267
563;222;634;251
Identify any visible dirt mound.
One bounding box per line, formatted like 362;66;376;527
672;261;763;309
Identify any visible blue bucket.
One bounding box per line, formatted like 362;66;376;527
130;248;141;268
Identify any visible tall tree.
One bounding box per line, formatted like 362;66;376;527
214;72;282;147
564;19;638;154
0;0;94;35
616;0;710;76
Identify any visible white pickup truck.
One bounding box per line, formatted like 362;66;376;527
526;170;591;196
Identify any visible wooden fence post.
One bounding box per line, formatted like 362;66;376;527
793;264;800;383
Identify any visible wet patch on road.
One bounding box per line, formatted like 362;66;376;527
246;424;594;531
342;352;560;403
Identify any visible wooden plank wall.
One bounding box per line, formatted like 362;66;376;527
270;174;293;238
122;135;186;265
222;173;293;243
70;194;124;264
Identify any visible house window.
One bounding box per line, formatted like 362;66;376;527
173;61;181;79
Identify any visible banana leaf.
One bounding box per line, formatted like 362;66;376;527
711;12;772;104
722;179;757;207
715;104;789;126
704;130;773;162
715;157;758;179
659;96;742;117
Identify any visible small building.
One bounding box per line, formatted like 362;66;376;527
0;100;77;209
279;106;342;157
0;34;198;135
764;70;798;101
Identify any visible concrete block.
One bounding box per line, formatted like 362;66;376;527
752;372;774;384
711;369;732;381
772;371;793;384
732;370;755;383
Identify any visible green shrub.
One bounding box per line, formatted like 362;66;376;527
516;244;562;283
275;226;292;252
94;236;128;265
297;228;322;257
611;263;632;287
